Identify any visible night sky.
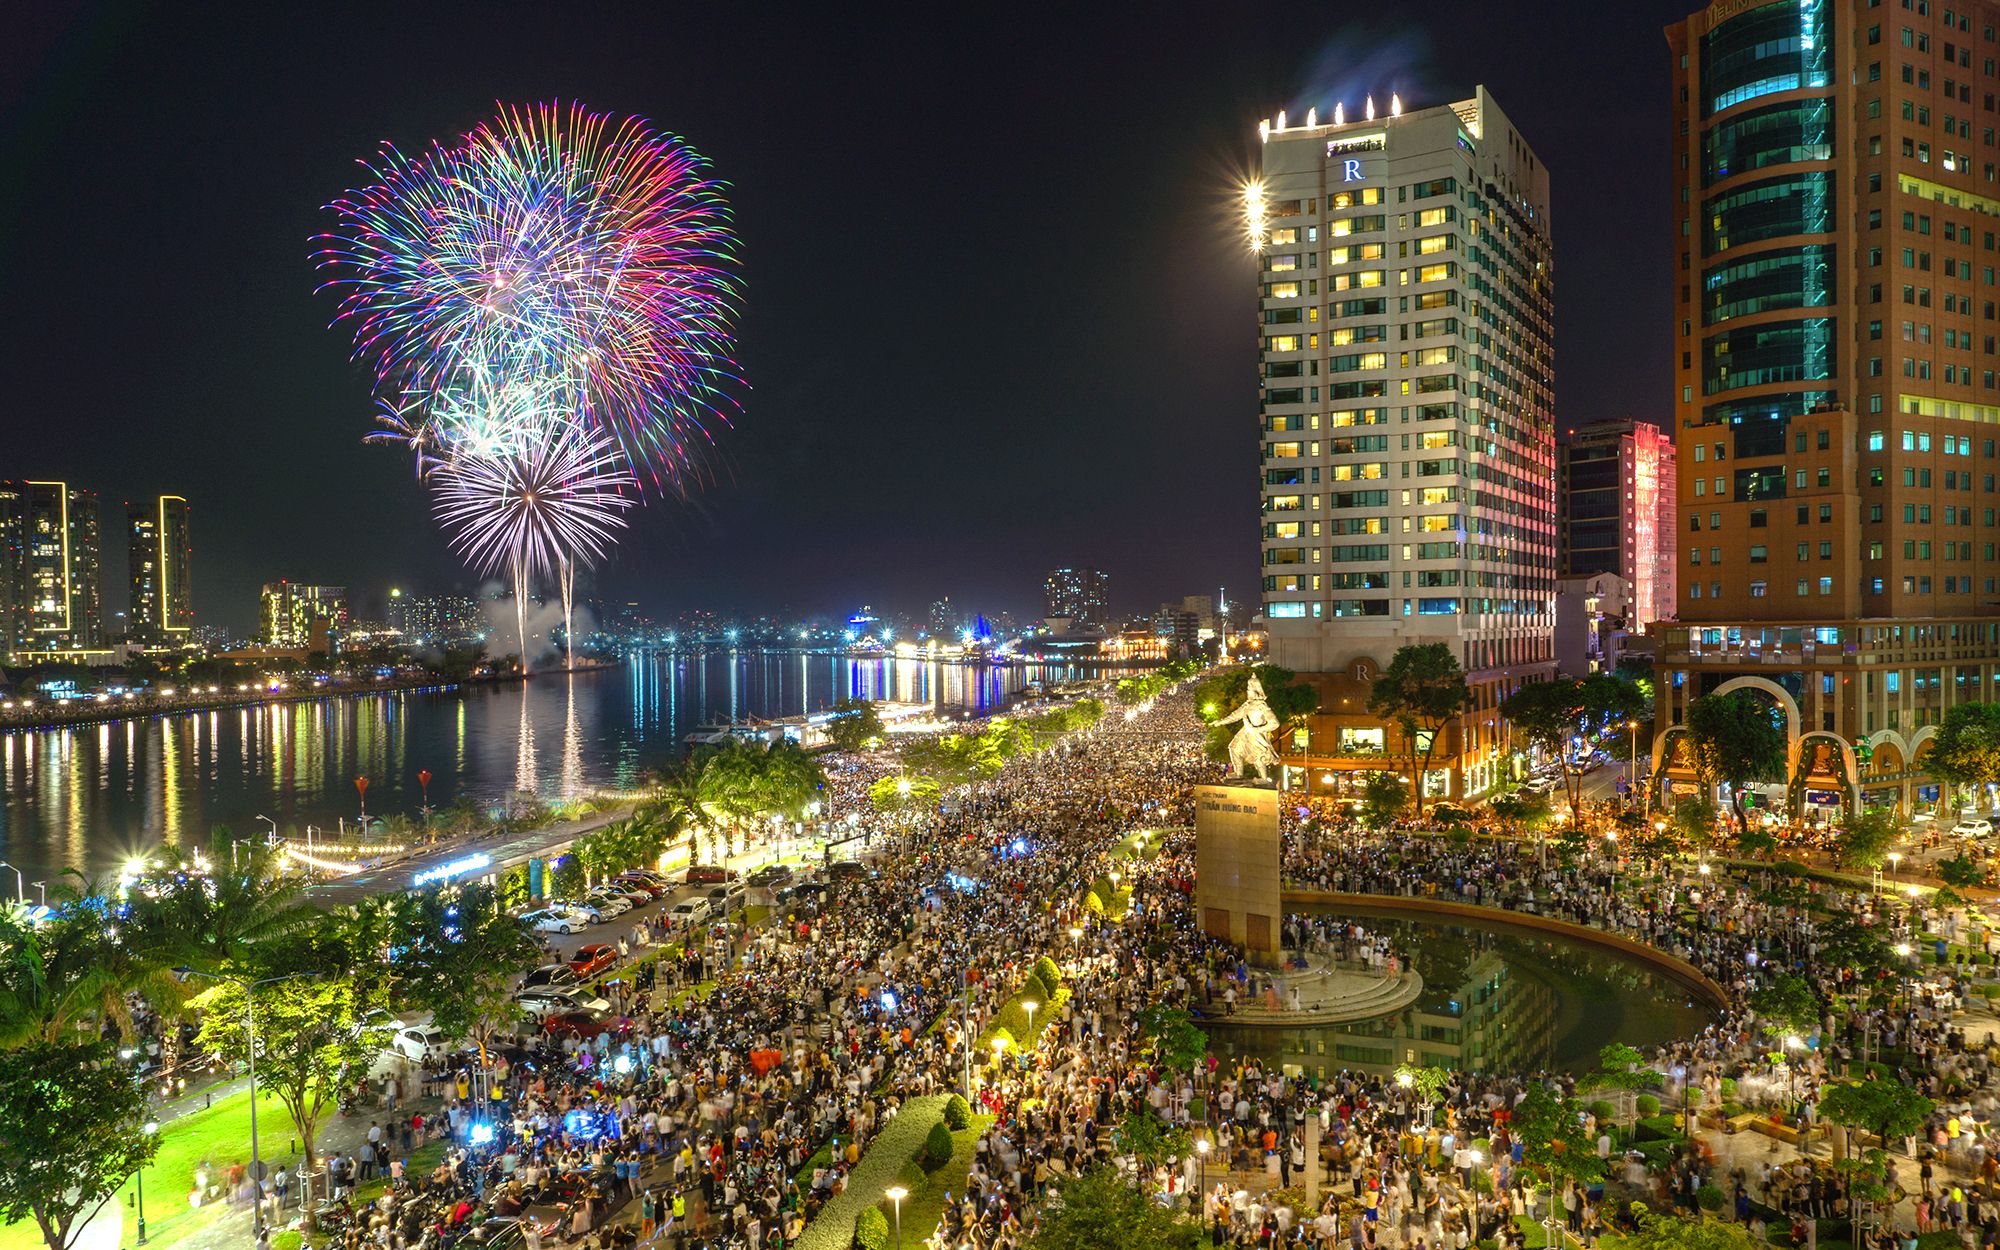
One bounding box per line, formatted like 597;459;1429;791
0;2;1687;633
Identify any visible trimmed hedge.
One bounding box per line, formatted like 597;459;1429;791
1636;1094;1661;1116
943;1094;971;1131
919;1121;955;1172
855;1206;888;1250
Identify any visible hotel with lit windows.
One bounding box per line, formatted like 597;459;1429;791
1657;0;2000;818
1254;86;1557;803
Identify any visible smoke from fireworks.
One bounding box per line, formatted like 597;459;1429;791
314;102;743;662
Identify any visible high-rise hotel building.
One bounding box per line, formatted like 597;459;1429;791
127;495;192;644
1660;0;2000;815
1254;87;1558;801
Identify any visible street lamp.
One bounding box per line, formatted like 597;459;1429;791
1627;720;1640;797
0;861;23;905
256;814;278;846
176;970;305;1233
1023;1000;1038;1049
884;1186;908;1250
1784;1035;1805;1155
136;1118;159;1243
1195;1137;1211;1226
1888;851;1903;883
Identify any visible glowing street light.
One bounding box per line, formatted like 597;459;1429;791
884;1186;908;1250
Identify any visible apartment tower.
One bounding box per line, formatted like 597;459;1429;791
127;495;191;643
1662;0;2000;815
1253;87;1557;801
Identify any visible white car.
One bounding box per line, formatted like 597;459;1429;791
514;987;610;1018
389;1025;452;1062
582;893;632;918
1953;818;1993;837
523;908;587;935
668;899;713;926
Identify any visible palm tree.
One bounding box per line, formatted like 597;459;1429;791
128;843;315;977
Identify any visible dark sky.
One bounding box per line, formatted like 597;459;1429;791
0;1;1686;634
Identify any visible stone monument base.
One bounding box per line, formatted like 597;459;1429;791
1194;781;1282;968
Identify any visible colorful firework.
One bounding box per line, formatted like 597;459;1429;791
315;101;743;491
430;420;636;655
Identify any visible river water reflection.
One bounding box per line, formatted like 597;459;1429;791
0;651;1097;886
1212;909;1716;1079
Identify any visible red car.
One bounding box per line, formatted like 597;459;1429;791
569;944;617;979
685;864;737;884
612;877;667;900
542;1010;614;1041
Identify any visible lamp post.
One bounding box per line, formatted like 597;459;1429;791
1023;999;1039;1051
1784;1034;1805;1157
256;814;278;847
1196;1137;1211;1226
1466;1148;1484;1246
0;861;22;904
1627;720;1640;798
177;970;304;1232
884;1185;908;1250
136;1118;158;1243
1887;851;1903;885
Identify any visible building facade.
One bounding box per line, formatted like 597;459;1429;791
1043;568;1109;630
1558;419;1677;631
2;481;102;657
126;495;191;644
1253;87;1557;801
391;592;484;645
260;581;346;651
1659;0;2000;815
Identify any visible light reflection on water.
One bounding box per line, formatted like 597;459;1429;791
0;652;1097;885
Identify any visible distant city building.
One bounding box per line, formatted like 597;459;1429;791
393;592;484;645
126;495;192;644
1558;420;1674;633
1553;572;1631;677
1254;87;1555;802
1043;568;1109;630
261;581;346;651
1;480;102;657
927;596;957;638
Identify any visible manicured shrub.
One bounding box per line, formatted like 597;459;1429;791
1588;1099;1617;1124
943;1093;971;1131
920;1121;955;1172
1636;1094;1661;1116
855;1206;889;1250
1032;955;1062;993
1697;1184;1727;1212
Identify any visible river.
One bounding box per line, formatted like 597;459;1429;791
0;651;1103;889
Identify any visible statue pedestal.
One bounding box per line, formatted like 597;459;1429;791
1194;782;1283;968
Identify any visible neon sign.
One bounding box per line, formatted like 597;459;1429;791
412;852;491;886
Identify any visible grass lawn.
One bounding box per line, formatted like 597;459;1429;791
882;1113;996;1246
0;1084;291;1250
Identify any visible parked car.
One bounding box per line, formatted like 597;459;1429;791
601;885;654;906
542;1010;616;1041
522;907;588;935
562;900;612;925
520;964;583;992
686;864;737;884
827;861;868;881
569;943;618;979
514;987;610;1018
707;883;748;911
581;893;632;918
1953;818;1994;837
745;864;794;888
617;869;671;888
389;1025;452;1063
611;879;667;900
668;899;713;926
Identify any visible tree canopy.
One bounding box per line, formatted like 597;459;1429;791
1926;701;2000;800
1683;691;1788;834
1023;1163;1203;1250
1368;644;1471;816
1193;665;1318;766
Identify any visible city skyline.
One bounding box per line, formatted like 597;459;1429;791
1;3;1690;631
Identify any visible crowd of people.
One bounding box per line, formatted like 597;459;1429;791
212;684;2000;1250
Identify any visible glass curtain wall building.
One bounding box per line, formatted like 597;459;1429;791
1661;0;2000;816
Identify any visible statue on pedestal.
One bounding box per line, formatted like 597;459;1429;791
1214;675;1281;781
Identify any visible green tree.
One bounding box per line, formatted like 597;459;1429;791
1684;691;1788;836
1668;795;1721;852
824;697;886;752
1395;1064;1453;1125
389;882;538;1055
1926;702;2000;810
1837;807;1901;869
1819;1077;1935;1152
870;773;941;813
1361;772;1411;829
1025;1164;1203;1250
192;975;389;1178
1939;853;1986;889
1511;1083;1606;1240
0;1040;161;1250
1620;1205;1760;1250
1502;676;1645;827
1590;1042;1655;1092
1369;644;1472;816
1111;1104;1192;1172
0;904;163;1046
1137;1005;1209;1073
1193;664;1318;767
1750;972;1821;1040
